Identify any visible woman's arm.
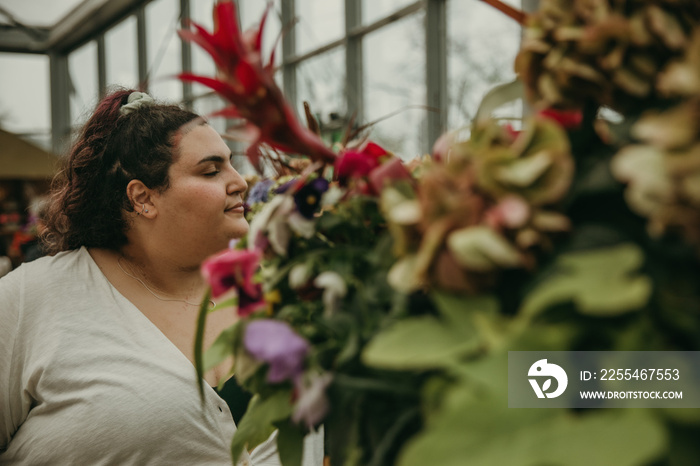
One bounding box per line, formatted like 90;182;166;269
0;268;24;452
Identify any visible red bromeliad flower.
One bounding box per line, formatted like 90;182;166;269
201;248;266;316
178;1;336;171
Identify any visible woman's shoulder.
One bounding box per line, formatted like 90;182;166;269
1;247;91;288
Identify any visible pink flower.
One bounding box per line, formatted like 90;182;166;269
336;141;410;195
201;248;266;316
484;195;531;230
178;1;336;171
292;372;333;428
368;157;413;195
335;141;387;182
244;320;309;383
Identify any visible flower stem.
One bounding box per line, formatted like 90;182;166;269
479;0;527;25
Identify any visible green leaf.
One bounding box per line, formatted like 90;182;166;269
474;79;524;124
231;390;294;464
202;321;241;373
400;366;665;466
431;292;498;333
335;326;360;366
274;419;306;466
447;226;524;271
520;243;652;318
399;405;665;466
361;315;480;370
193;288;213;401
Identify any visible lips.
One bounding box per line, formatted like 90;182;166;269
225;201;245;213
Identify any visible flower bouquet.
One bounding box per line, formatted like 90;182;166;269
181;1;700;465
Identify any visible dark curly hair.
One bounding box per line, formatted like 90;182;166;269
43;88;202;254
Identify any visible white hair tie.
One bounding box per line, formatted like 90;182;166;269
120;92;155;115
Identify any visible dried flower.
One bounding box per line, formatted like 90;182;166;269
510;0;700;112
469;117;574;206
612;99;700;249
657;28;700;97
383;115;573;294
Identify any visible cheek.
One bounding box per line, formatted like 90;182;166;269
167;185;225;219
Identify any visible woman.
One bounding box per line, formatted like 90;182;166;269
0;89;322;465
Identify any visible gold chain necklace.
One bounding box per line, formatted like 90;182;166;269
117;256;215;307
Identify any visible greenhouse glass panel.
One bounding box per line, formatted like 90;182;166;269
363;12;426;160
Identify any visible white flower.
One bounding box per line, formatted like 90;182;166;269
313;271;347;316
248;195;295;256
320;184;345;208
289;263;312;289
288;212;317;239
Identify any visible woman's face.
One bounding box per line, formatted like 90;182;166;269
151;124;248;261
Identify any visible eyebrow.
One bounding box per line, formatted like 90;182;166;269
197;153;234;165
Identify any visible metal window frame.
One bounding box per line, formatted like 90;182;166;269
284;0;425;145
24;0;529;156
426;0;447;153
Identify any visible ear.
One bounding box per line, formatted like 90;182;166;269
126;179;156;218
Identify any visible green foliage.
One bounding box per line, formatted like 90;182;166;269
230;390;294;464
400;402;666;466
361;315;481;370
521;244;652;318
274;419;306;466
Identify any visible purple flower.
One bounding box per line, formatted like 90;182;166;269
243;320;309;383
293;178;329;219
275;178;298;194
247;179;275;205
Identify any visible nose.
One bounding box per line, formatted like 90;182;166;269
226;165;248;195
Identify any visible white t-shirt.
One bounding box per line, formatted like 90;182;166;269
0;247;323;465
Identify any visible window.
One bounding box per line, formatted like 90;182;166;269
364;13;426;159
0;53;51;149
146;0;182;102
105;15;139;89
190;0;217;96
295;0;344;55
68;41;98;127
362;0;416;25
447;0;522;129
239;0;282;68
296;47;346;141
41;0;525;163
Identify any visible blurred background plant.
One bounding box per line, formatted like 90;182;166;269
185;1;700;465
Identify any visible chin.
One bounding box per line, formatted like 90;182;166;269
228;221;250;242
